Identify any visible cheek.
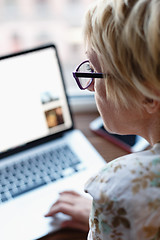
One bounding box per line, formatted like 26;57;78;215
94;81;117;133
87;79;95;92
94;81;107;114
95;92;105;112
95;92;114;132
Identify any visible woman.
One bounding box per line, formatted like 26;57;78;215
46;0;160;239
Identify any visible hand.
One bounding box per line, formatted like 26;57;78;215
45;190;92;231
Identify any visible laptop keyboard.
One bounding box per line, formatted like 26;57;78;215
0;145;84;203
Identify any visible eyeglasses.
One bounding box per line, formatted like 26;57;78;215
72;60;105;90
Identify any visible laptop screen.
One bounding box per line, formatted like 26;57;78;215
0;44;73;156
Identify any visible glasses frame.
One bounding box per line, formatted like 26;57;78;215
72;60;104;90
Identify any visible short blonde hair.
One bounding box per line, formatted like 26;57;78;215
84;0;160;108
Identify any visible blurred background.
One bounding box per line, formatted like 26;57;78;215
0;0;96;111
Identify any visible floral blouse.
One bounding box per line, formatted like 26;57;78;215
84;143;160;240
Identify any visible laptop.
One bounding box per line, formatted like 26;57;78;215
0;44;105;240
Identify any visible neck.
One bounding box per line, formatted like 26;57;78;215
139;114;160;146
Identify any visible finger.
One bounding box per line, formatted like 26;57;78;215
45;192;76;214
61;220;89;232
58;194;77;205
45;195;76;217
45;202;76;217
59;190;81;197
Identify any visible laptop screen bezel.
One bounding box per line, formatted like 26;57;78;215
0;44;74;159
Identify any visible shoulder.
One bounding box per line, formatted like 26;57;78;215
85;143;160;202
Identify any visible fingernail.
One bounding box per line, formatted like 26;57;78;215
44;213;49;217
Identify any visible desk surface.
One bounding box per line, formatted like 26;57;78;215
40;111;127;240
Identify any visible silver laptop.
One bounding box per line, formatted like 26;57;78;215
0;44;105;240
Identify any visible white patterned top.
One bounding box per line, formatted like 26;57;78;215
85;143;160;240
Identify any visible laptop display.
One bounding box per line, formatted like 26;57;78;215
0;45;72;156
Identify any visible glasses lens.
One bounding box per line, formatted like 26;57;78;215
77;61;93;89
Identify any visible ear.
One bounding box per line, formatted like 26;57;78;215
142;97;160;114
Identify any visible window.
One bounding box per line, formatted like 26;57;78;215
0;0;94;103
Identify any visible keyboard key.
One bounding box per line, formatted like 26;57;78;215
11;182;47;198
62;167;75;177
